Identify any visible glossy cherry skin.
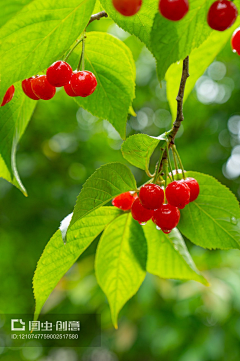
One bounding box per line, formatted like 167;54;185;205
207;0;238;31
165;180;190;209
112;192;137;211
64;74;77;97
231;27;240;54
159;0;189;21
131;198;153;224
1;85;15;106
46;61;72;87
22;77;40;100
183;177;200;202
152;204;180;233
71;71;97;97
31;75;56;100
112;0;142;16
139;184;164;210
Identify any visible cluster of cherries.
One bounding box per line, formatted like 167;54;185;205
112;177;200;234
1;60;97;107
113;0;239;31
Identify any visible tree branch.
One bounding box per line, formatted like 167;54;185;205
88;11;108;25
169;56;189;143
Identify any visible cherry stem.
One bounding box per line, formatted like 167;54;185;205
81;36;85;71
63;35;85;62
172;145;186;179
171;147;180;180
166;143;174;181
163;158;168;191
153;144;167;183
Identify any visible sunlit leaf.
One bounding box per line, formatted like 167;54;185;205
95;213;147;328
33;206;122;320
144;221;209;285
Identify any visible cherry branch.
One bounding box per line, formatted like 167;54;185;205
88;11;108;25
169;56;189;143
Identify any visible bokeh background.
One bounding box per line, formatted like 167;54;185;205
1;16;240;361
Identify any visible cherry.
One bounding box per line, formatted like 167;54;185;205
112;192;137;211
165;180;190;209
131;198;153;224
22;77;40;100
231;27;240;54
183;177;200;202
71;71;97;97
31;75;56;100
46;61;72;87
1;85;15;107
112;0;142;16
139;184;164;210
207;0;238;31
152;204;180;233
159;0;189;21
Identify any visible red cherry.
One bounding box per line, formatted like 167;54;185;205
46;61;72;87
131;198;153;224
112;0;142;16
231;27;240;54
207;0;238;31
1;85;15;106
139;184;164;210
31;75;56;100
152;204;180;233
159;0;189;21
71;71;97;97
112;192;137;211
165;180;190;209
183;177;200;202
22;77;40;100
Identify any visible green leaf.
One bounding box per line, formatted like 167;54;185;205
33;206;122;320
0;82;36;195
121;133;166;172
70;32;135;139
70;162;137;228
0;0;96;101
166;23;240;121
95;213;147;328
178;172;240;250
99;0;158;49
143;221;208;285
0;0;32;28
151;0;215;80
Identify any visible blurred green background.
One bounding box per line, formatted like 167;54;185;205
1;17;240;361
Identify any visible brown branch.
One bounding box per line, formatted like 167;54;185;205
169;56;189;143
88;11;108;25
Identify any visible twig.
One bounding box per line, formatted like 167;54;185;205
169;56;189;143
88;11;108;25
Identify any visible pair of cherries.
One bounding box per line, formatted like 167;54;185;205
112;177;200;234
112;0;238;32
112;0;188;19
22;60;97;101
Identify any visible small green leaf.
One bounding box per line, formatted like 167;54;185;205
95;213;147;328
0;0;96;101
143;221;209;285
33;206;122;320
166;22;240;121
0;82;36;195
121;133;166;172
178;172;240;250
71;32;136;139
99;0;159;49
70;162;137;228
151;0;214;80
